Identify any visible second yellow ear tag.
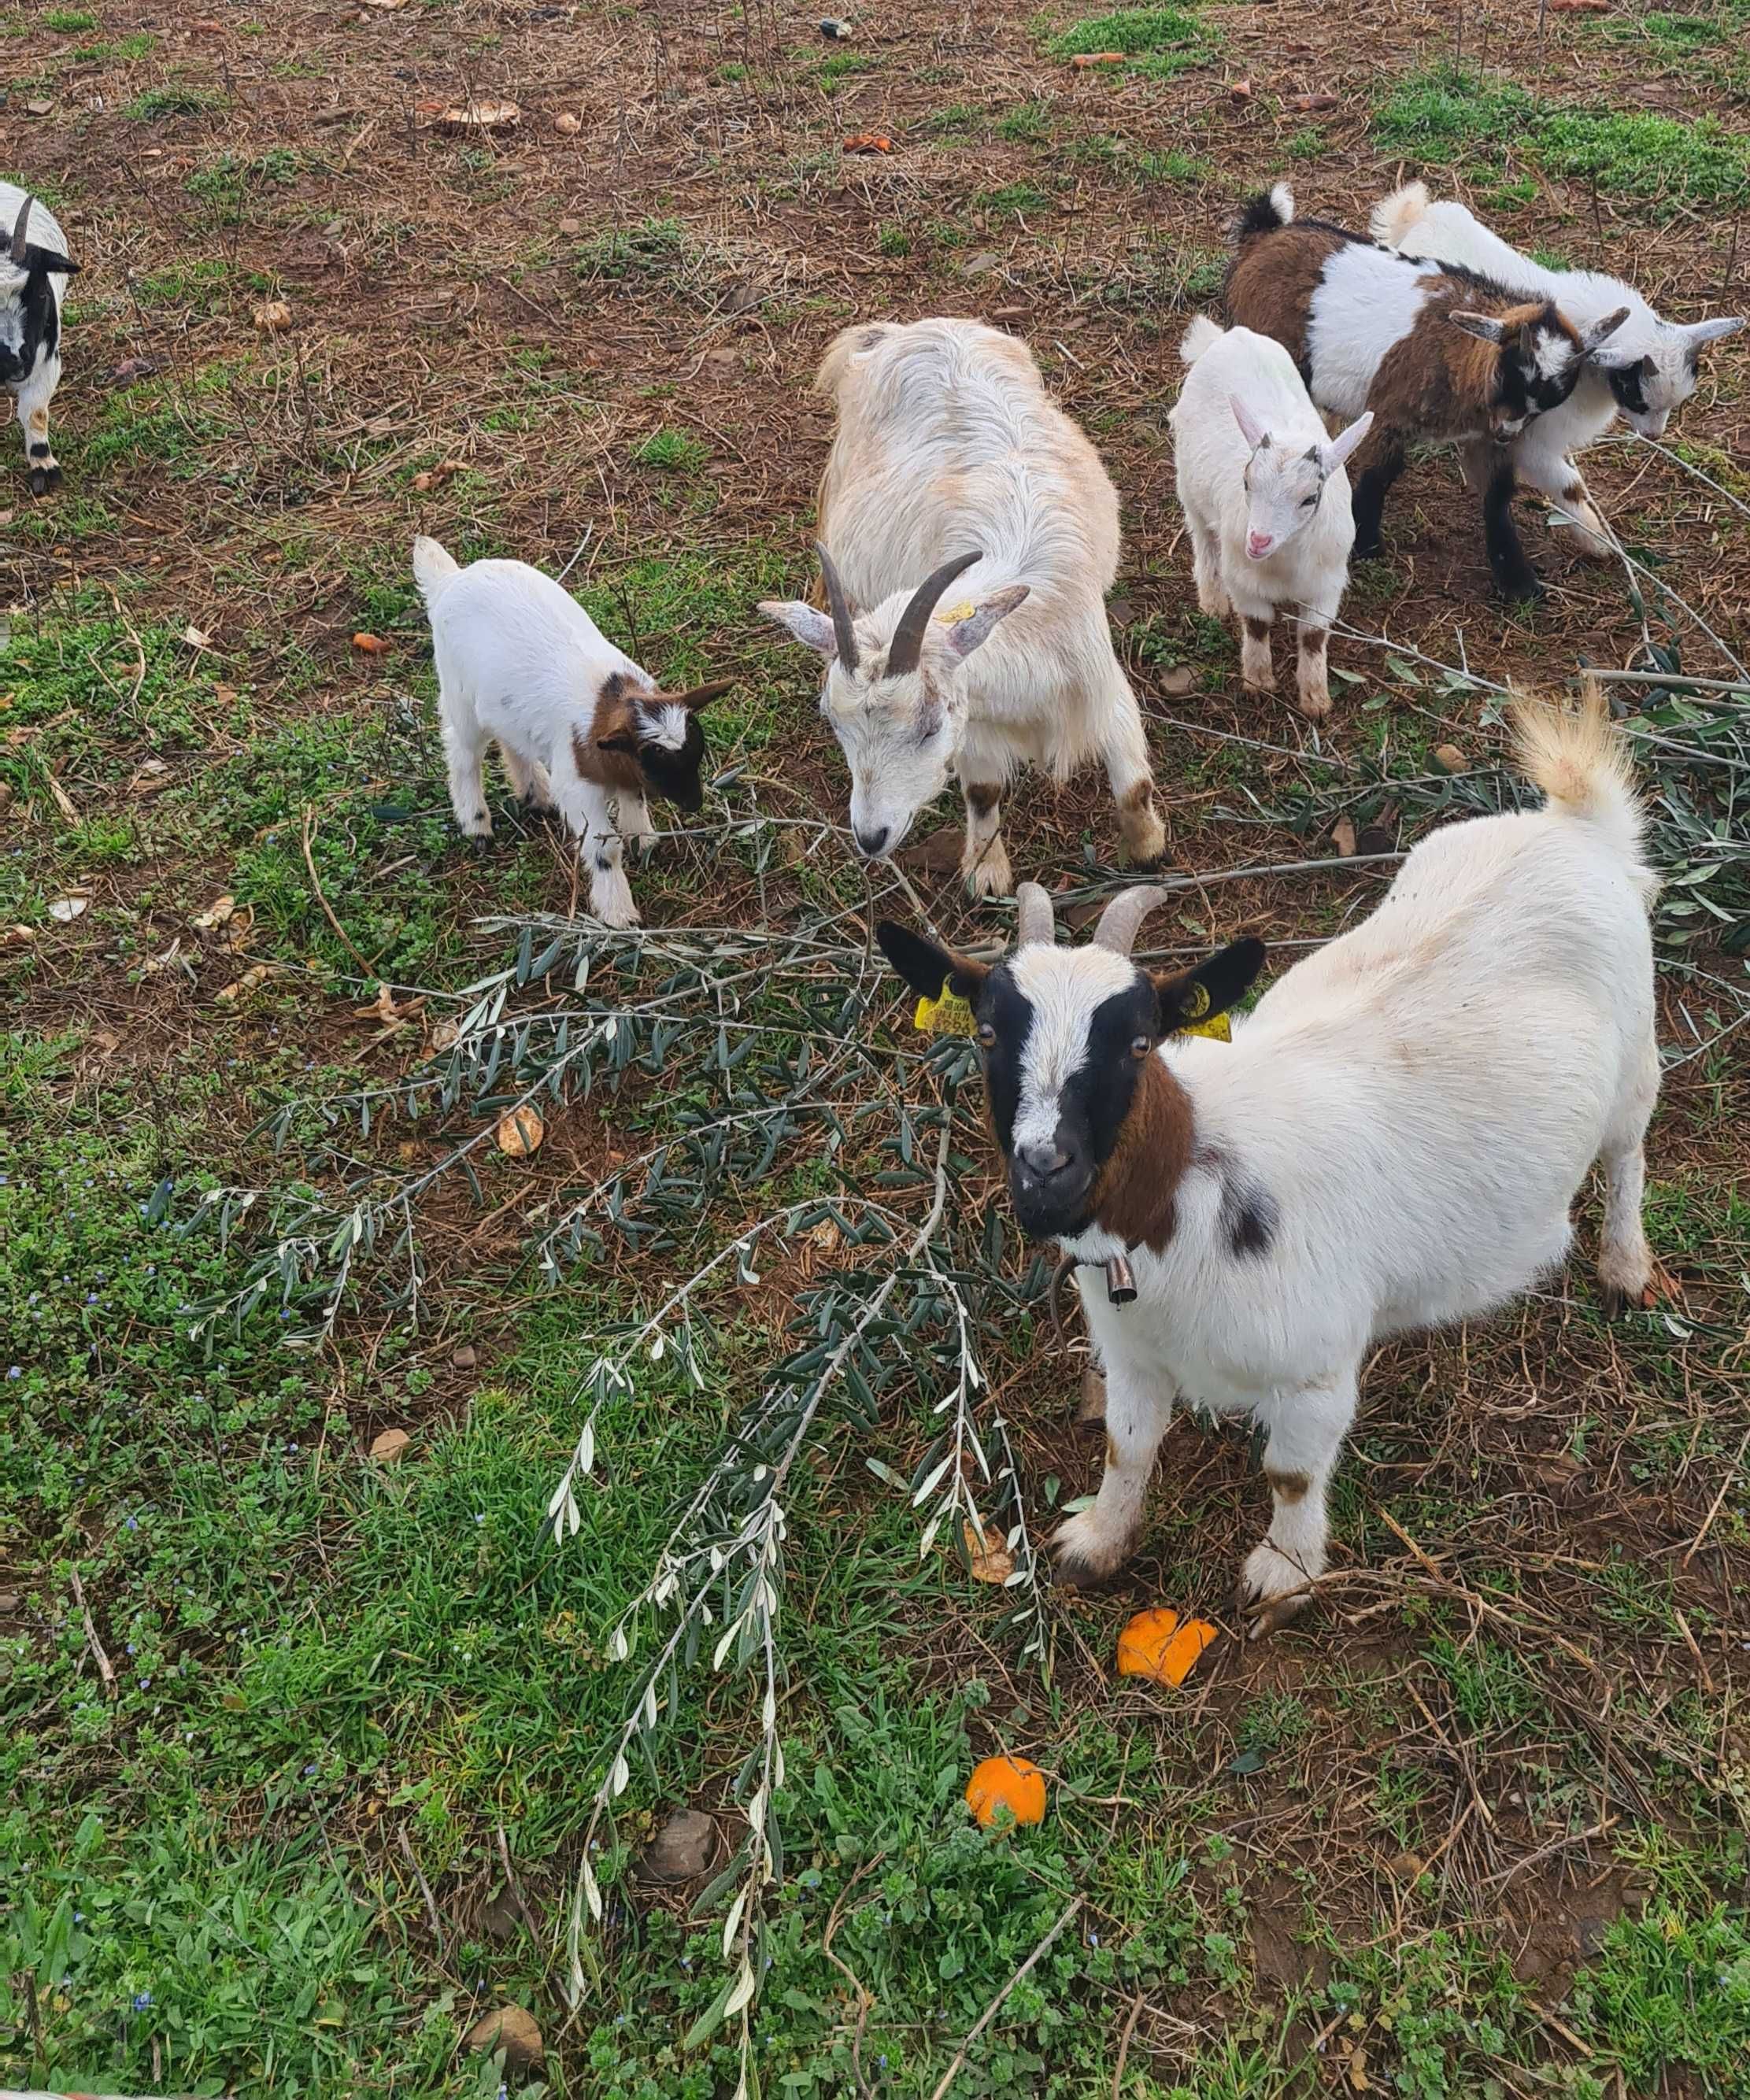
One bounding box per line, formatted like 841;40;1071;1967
1177;982;1232;1043
933;601;977;627
915;991;975;1035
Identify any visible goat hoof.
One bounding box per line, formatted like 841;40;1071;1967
1235;1543;1315;1638
28;463;60;497
1052;1550;1122;1595
463;830;495;856
1500;573;1544;605
1050;1511;1130;1592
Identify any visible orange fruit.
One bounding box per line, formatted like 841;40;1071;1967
964;1755;1047;1830
1116;1607;1218;1688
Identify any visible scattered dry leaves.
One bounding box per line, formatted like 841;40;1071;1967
496;1105;545;1157
438;99;520;131
368;1427;411;1463
964;1519;1016;1584
253;300;293;334
47;896;89;923
351;632;391;654
192;895;238;931
1331;815;1358;857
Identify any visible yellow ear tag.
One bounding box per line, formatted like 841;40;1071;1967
915;990;975;1035
933;601;977;627
1177;982;1232;1043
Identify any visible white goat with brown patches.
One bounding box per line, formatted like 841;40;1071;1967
878;686;1661;1632
759;318;1166;894
1;187;79;497
413;536;731;928
1373;180;1744;556
1170;316;1373;719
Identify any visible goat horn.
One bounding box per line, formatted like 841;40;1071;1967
1014;881;1055;948
885;549;981;677
1092;885;1171;956
815;542;859;673
10;193;31;262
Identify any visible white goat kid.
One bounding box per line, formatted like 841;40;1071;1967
1;187;79;497
1373;181;1744;556
877;687;1660;1631
413;537;730;928
1170;316;1372;718
760;319;1166;894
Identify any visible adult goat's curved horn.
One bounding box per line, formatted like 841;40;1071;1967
1015;882;1055;948
1092;885;1171;956
815;542;859;672
11;193;32;262
886;549;981;677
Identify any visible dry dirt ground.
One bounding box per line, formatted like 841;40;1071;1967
3;2;1749;2096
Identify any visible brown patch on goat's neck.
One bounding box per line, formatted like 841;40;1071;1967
1089;1058;1193;1255
572;670;644;793
1223;224;1346;372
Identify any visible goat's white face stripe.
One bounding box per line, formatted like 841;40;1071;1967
1008;946;1135;1152
640;701;690;752
1534;335;1576;383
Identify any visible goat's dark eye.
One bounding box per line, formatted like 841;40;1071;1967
1130;1033;1152;1059
1300;494;1318;508
976;1022;996;1048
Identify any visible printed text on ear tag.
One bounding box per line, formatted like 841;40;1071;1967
915;991;975;1035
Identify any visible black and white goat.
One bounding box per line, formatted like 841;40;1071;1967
759;319;1166;894
1;186;78;497
878;687;1660;1630
1374;180;1744;556
1224;183;1629;600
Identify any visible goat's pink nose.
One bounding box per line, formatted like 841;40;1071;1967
1247;532;1274;560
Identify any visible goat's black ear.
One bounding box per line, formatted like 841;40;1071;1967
39;251;80;275
1150;937;1267;1033
875;922;988;1004
597;731;639;758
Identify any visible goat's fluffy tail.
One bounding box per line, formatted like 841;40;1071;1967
1179;314;1223;366
1233;183;1294;246
412;534;461;610
1513;682;1648;874
1370;180;1430;250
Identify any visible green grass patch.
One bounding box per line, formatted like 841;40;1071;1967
1374;65;1750;206
1046;6;1219;79
126;81;220;118
630;427;709;473
976;179;1051;218
818;49;876;89
43;5;97;26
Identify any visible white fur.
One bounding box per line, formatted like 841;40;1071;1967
1171;320;1370;718
759;319;1165;892
1304;241;1445;420
1373;181;1745;552
1011;944;1134;1155
1044;701;1659;1623
1;183;69;493
413;536;676;929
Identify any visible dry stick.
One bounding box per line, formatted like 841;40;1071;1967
1680;1422;1750;1568
1111;1987;1147;2098
927;1898;1082;2100
68;1566;117;1699
397;1824;444;1949
300;805;379;979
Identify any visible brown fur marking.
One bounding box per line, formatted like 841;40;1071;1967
1090;1059;1193;1255
1266;1467;1312;1503
573;675;645;794
1298;627;1327;656
1104;1432;1120;1471
1368;293;1578;444
1243;616;1272;641
964;782;1000;818
1224;224;1347;365
1119;779;1155;813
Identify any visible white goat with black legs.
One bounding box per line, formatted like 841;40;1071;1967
759;318;1167;895
877;686;1661;1632
1;186;79;497
1170;316;1372;719
1373;181;1744;557
413;536;731;929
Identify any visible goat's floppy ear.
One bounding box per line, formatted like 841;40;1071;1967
875;922;990;1004
1149;937;1267;1034
1321;410;1374;472
1229;393;1269;450
757;600;839;660
597;730;640;757
940;584;1029;664
1448;311;1507;346
1578;305;1631;356
29;249;79;276
663;678;734;712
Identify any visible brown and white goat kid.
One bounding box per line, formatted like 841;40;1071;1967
413;536;731;928
1;187;79;497
759;320;1166;894
1224;184;1629;601
878;688;1661;1630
